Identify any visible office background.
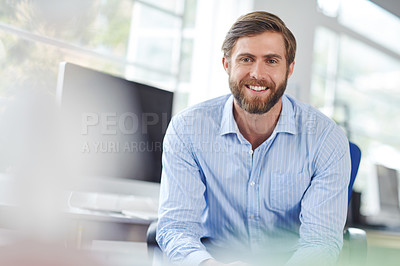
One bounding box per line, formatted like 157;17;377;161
0;0;399;265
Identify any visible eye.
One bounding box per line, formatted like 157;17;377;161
267;59;277;64
240;57;252;63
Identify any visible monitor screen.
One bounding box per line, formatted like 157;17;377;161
56;62;173;183
376;164;400;212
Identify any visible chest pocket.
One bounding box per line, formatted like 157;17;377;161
268;171;311;212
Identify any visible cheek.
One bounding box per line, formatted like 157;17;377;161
271;68;288;81
231;66;249;80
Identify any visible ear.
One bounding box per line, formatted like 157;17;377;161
287;61;295;78
222;57;230;74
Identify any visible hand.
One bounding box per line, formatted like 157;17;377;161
226;262;251;266
200;258;251;266
200;259;221;266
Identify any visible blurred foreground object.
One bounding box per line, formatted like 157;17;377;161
0;240;103;266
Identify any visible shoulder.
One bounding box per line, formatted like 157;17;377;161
168;94;230;132
284;94;334;125
284;94;348;150
177;94;229;116
172;94;229;123
285;94;342;134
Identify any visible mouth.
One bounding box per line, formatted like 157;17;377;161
245;85;269;92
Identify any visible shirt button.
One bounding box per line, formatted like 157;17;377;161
248;150;253;155
250;181;255;186
250;215;254;219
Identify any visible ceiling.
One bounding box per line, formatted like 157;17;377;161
370;0;400;18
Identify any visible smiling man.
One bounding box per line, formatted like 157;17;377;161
157;11;351;266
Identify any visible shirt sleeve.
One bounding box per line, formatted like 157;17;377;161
156;115;213;266
286;124;351;266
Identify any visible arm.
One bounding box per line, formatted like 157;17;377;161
286;126;351;266
156;115;213;265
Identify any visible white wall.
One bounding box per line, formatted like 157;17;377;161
188;0;254;106
253;0;319;103
187;0;320;105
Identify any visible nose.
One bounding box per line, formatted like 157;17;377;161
249;61;265;80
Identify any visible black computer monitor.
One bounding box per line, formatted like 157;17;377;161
56;62;173;183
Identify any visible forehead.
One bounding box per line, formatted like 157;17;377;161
231;31;286;58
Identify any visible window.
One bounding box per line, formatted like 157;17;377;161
0;0;194;96
339;0;400;55
313;0;400;215
0;0;253;174
0;0;197;173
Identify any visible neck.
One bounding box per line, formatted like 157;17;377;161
233;98;282;150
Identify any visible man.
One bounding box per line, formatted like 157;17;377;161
157;11;350;266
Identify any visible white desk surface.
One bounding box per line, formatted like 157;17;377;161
91;240;151;266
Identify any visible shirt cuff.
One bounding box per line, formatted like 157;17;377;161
182;250;213;266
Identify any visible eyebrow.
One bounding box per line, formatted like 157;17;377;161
236;53;283;60
264;54;283;60
236;53;255;58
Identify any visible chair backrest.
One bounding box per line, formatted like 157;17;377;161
348;142;361;203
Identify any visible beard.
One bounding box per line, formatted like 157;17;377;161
229;71;289;114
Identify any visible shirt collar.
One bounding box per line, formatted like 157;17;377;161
219;95;238;136
219;94;298;136
274;94;298;135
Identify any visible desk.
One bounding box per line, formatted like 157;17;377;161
339;226;400;266
0;174;160;250
64;177;160;247
66;208;154;248
366;229;400;249
364;229;400;266
90;240;151;266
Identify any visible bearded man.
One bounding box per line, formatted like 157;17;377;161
156;11;350;266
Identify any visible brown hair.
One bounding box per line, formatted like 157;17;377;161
222;11;296;65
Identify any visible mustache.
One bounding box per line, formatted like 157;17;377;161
239;79;274;88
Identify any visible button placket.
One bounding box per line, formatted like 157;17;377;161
247;147;261;247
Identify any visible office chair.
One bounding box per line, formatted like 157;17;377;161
340;142;367;266
348;142;362;203
147;142;367;264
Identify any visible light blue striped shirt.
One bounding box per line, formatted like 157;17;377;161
157;94;351;265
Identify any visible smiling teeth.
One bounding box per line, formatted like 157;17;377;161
249;85;267;91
